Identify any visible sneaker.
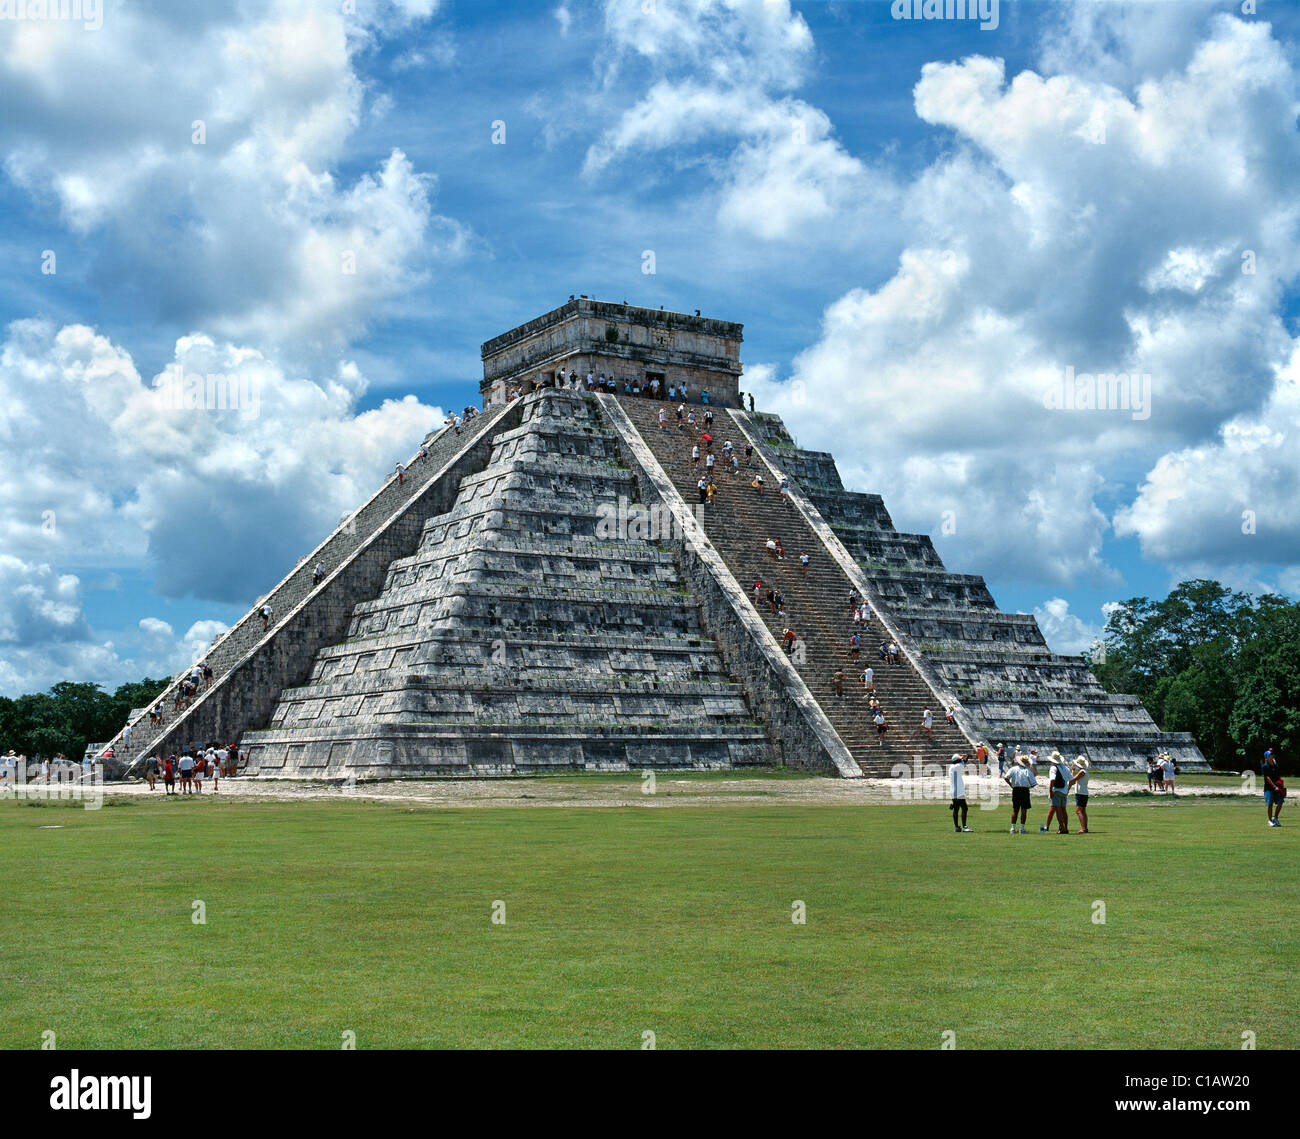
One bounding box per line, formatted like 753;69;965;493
1269;819;1277;827
1010;826;1017;834
1276;819;1283;826
962;826;973;833
1019;825;1026;833
1039;825;1048;833
953;827;961;833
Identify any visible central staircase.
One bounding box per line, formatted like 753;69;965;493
613;394;976;775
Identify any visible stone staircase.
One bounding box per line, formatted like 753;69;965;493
102;405;511;767
615;395;975;775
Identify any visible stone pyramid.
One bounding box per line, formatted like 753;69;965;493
100;299;1204;777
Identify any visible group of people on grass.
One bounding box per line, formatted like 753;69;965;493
943;748;1092;835
1144;752;1181;792
141;744;241;795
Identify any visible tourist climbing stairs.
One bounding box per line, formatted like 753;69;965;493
614;395;975;775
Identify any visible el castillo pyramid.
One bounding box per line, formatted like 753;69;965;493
105;299;1205;778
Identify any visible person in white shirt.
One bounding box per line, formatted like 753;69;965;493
1161;755;1177;794
921;709;933;736
1069;756;1090;833
861;665;874;694
1003;754;1035;833
949;754;972;832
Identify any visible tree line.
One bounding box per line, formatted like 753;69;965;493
0;679;171;760
1092;579;1298;770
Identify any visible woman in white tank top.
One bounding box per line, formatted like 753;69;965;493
1070;756;1091;834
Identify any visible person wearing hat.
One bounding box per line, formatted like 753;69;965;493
1262;749;1285;827
1003;752;1035;833
1068;756;1091;834
1040;750;1072;834
948;752;973;832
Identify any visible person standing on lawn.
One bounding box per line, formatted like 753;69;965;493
1040;751;1071;834
949;753;972;833
1263;748;1285;827
1069;756;1091;834
1004;754;1034;834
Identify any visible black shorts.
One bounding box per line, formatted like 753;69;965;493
1011;787;1031;810
1075;795;1089;807
950;798;967;810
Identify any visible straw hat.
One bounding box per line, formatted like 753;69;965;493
1073;756;1089;770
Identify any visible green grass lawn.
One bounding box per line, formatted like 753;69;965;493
2;792;1294;1049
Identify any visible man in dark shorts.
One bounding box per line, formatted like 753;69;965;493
1263;749;1285;827
162;756;176;795
1004;754;1034;834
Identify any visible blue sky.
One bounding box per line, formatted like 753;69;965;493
1;0;1298;695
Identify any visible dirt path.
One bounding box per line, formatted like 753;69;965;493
90;771;1250;811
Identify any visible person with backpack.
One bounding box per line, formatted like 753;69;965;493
1040;751;1072;834
1263;748;1285;827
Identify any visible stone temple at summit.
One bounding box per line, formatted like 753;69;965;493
104;298;1205;778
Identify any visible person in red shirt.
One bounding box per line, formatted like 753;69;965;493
162;756;176;796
